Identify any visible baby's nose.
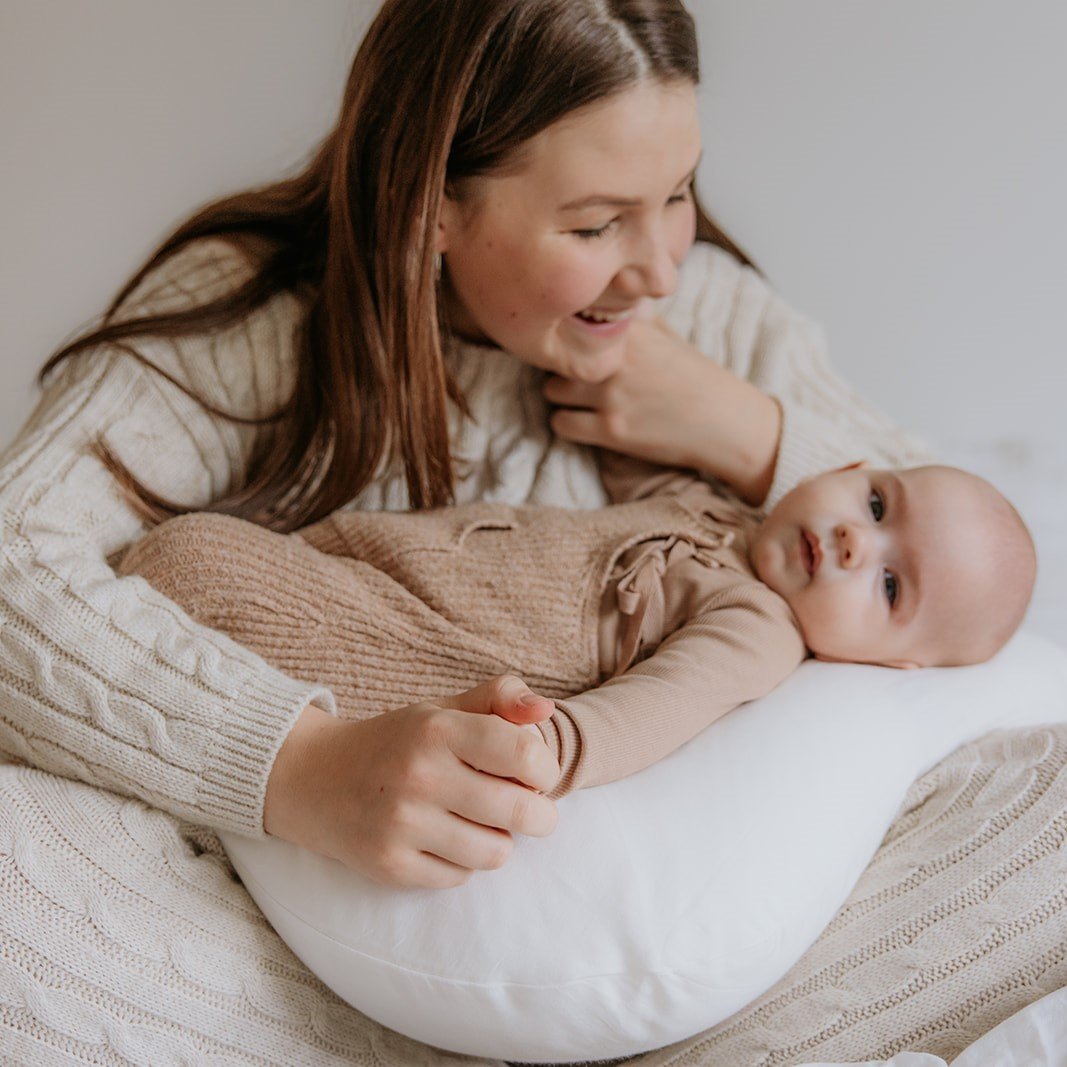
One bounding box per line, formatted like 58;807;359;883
835;523;867;569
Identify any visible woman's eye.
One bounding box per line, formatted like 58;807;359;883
883;570;899;607
573;220;616;240
869;489;886;522
667;191;690;205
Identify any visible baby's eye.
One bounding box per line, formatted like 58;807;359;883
883;570;899;607
869;489;886;522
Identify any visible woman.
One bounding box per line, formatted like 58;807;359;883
0;0;926;1059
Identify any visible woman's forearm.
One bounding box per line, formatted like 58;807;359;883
544;318;784;507
692;373;782;506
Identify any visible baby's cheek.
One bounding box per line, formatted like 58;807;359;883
792;593;848;659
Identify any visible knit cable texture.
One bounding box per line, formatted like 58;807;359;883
640;725;1067;1066
3;726;1067;1064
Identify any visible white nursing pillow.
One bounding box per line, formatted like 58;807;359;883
220;632;1067;1063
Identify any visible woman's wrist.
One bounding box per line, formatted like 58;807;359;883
263;701;340;849
695;376;782;506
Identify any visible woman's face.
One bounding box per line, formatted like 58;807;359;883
437;80;701;383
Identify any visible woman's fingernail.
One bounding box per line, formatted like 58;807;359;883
520;693;542;707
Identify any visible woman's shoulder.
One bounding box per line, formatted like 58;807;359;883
112;236;265;323
663;240;770;327
659;239;815;361
102;237;305;419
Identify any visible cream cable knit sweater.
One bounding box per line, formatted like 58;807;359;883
0;238;940;1063
0;238;928;838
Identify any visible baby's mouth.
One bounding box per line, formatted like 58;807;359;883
802;529;822;575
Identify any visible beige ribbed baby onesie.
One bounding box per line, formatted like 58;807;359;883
118;466;806;796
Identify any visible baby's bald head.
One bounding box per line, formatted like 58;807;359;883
921;466;1036;666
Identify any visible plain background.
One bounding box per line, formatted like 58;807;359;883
2;2;1064;466
1;24;1064;1061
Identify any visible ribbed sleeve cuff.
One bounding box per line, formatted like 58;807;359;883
537;704;581;800
199;669;336;838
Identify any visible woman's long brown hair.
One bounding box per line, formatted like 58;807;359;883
40;0;753;533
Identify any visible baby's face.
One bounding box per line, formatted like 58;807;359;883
750;466;996;668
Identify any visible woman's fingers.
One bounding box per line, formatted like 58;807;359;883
420;810;517;872
443;757;559;838
442;704;560;795
548;406;613;448
542;374;599;408
377;813;521;888
265;686;561;888
381;849;474;890
437;673;555;724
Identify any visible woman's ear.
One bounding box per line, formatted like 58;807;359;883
435;189;460;255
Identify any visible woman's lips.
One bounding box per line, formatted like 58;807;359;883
572;306;637;337
576;305;636;323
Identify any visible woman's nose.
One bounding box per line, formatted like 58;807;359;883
620;230;678;299
835;522;868;569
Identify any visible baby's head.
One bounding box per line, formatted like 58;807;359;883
749;464;1036;668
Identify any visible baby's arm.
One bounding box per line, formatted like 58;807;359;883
537;570;805;797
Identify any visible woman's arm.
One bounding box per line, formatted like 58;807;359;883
1;241;558;889
0;241;330;834
545;243;933;510
108;490;562;889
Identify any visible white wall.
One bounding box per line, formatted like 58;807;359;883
695;1;1067;458
2;1;1064;462
0;0;377;439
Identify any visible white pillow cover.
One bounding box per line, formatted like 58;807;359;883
220;632;1067;1063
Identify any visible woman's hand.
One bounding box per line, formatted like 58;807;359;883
263;675;560;889
544;316;782;505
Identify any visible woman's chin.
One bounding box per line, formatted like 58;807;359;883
554;330;628;381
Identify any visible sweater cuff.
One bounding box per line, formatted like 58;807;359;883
764;399;861;512
199;668;336;838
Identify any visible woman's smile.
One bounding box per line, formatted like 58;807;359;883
436;80;700;378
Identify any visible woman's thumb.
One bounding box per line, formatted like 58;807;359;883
440;674;555;724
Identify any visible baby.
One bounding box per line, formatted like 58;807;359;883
749;461;1036;669
119;454;1036;798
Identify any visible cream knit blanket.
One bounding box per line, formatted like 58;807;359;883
2;724;1065;1065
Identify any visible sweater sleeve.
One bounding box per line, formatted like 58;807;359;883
0;240;335;836
538;575;806;797
661;243;935;511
